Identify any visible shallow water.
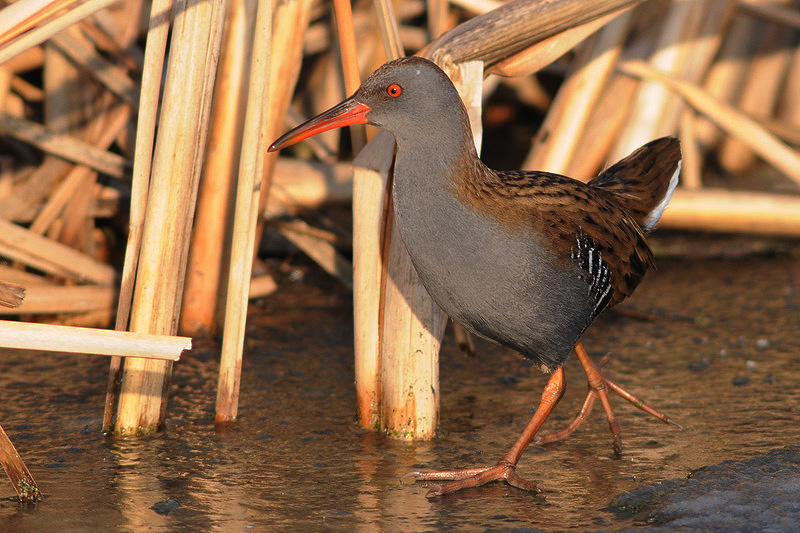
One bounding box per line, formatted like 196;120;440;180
1;235;799;531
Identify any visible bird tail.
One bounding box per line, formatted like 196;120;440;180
589;137;682;233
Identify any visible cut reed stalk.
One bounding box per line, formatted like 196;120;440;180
103;0;174;433
215;0;273;425
0;320;190;360
0;423;40;503
0;281;24;309
116;0;226;435
349;0;405;432
0;285;115;315
352;131;394;431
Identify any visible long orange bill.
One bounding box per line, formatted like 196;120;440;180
268;96;371;152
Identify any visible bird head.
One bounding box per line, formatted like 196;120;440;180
269;57;465;151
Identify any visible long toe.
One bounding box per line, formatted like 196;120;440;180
409;462;543;498
537;341;680;454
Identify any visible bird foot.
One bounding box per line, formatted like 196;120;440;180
402;461;543;498
535;343;681;455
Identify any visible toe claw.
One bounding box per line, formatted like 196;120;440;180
400;472;420;484
425;485;443;498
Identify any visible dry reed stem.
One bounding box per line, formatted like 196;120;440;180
619;59;800;186
0;0;120;63
116;0;226;434
378;198;447;439
10;74;44;101
662;188;800;236
678;110;703;189
764;118;800;146
333;0;362;94
694;5;762;148
373;0;404;60
489;6;628;77
0;281;25;308
103;0;174;432
0;112;128;178
266;158;354;216
427;0;643;68
181;0;255;336
718;18;794;173
349;0;404;432
738;1;800;30
0;265;49;286
0;217;116;285
778;46;800;129
426;0;450;39
0;0;78;44
333;0;366;150
249;274;278;299
215;0;312;423
0;285;115;314
523;10;632;175
2;47;44;73
278;221;353;290
52;168;94;251
216;0;273;425
271;219;350;247
50;30;139;107
0;320;190;360
0;424;40;503
256;0;314;219
112;0;172;331
0;158;69;221
31;103;130;234
352;131;394;430
609;0;730;160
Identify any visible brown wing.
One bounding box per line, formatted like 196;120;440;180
456;167;655;314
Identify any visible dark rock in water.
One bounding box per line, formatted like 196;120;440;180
151;499;181;515
687;359;709;371
610;446;800;532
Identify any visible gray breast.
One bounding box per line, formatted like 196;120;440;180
391;160;595;371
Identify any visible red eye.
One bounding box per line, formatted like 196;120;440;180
387;83;402;97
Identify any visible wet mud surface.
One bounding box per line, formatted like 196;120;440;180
0;234;798;531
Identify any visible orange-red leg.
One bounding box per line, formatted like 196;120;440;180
405;367;566;498
536;341;680;455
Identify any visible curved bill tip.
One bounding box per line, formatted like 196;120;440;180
268;97;371;152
